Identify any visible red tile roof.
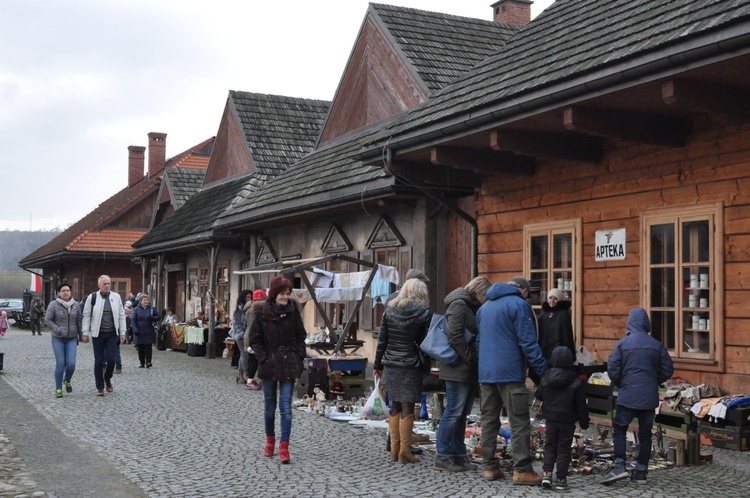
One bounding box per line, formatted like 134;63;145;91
69;229;149;252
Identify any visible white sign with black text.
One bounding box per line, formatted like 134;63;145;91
595;228;626;261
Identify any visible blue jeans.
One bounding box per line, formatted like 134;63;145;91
613;405;655;471
262;380;295;442
51;336;78;390
93;331;119;390
436;380;477;457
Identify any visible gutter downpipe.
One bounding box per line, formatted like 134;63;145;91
386;149;478;278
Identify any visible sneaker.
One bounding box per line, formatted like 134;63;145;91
246;379;261;390
434;455;464;472
483;467;505;480
64;381;72;393
631;469;647;485
556;477;568;490
541;472;552;489
602;465;629;485
55;388;63;398
513;470;543;485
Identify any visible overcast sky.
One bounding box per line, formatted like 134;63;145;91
0;0;554;231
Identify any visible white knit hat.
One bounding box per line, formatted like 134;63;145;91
548;288;564;301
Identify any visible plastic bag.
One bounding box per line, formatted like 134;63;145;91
363;377;387;420
575;345;594;365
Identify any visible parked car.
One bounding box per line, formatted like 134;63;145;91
0;299;23;314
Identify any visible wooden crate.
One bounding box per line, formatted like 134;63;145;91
699;421;750;451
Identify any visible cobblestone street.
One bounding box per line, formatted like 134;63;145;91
1;331;749;497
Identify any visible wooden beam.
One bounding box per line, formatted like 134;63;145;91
490;130;602;164
430;146;535;175
390;160;481;188
563;106;689;147
662;79;750;119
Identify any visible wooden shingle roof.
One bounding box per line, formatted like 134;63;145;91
231;91;330;177
165;167;207;210
366;0;750;147
370;3;520;93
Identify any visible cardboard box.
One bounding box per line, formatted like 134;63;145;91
698;421;750;451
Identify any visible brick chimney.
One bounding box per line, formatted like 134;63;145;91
128;145;146;187
147;132;167;178
491;0;532;26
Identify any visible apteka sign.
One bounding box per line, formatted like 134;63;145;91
595;228;626;261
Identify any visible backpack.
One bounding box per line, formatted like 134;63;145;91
419;313;473;366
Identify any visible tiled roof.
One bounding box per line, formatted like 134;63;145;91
132;175;253;248
220;126;388;224
371;3;520;93
167;137;214;169
165;167;207;210
69;229;148;252
230;92;330;177
19;137;215;266
367;0;750;145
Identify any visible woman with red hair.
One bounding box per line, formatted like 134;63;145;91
248;276;307;464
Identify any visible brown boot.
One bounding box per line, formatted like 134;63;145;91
398;414;420;463
388;415;400;462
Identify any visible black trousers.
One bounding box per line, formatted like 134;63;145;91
542;421;575;479
137;344;153;366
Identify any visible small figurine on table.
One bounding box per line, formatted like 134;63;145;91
330;370;345;400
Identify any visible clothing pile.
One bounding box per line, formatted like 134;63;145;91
690;394;750;423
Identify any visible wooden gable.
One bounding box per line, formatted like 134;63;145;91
204;100;253;185
322;224;353;254
319;16;427;143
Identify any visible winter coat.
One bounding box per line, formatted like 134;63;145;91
0;316;7;330
537;300;575;362
438;288;479;382
44;299;82;340
374;301;431;371
248;300;307;382
232;303;248;341
476;283;546;384
245;301;262;336
29;299;45;319
608;308;674;410
535;346;589;428
81;291;127;338
131;304;161;345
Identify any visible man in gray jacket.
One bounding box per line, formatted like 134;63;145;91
81;275;127;396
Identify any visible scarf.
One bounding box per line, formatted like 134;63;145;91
56;297;75;310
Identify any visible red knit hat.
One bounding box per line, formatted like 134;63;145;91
252;289;267;301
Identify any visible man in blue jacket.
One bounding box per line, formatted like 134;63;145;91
603;308;674;485
476;277;547;485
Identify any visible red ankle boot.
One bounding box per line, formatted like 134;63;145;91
279;441;290;464
264;436;275;457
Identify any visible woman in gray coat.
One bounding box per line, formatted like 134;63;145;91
45;283;83;398
434;276;491;472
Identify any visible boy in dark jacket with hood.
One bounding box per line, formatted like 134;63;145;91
603;308;673;486
535;346;589;490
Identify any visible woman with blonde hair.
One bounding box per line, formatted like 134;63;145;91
374;278;431;464
434;276;491;472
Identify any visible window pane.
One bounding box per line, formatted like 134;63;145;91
650;224;674;264
682;220;710;263
650;268;675;307
531;235;548;270
553;233;572;268
683;311;709;354
650;311;674;349
530;271;548;296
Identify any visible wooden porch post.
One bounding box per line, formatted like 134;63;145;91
206;244;221;359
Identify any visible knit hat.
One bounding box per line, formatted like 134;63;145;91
548;288;564;301
252;289;267;301
405;269;430;284
507;276;531;292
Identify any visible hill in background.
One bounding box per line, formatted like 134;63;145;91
0;231;59;298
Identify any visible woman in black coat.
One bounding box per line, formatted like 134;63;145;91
131;294;161;368
537;288;575;364
248;276;307;465
374;278;431;464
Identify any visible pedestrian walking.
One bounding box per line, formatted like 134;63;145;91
131;294;161;369
29;294;45;336
81;275;127;396
434;276;490;472
476;276;546;484
232;289;253;384
247;276;307;464
373;278;431;465
44;283;84;398
535;346;589;490
602;308;674;486
0;311;7;338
